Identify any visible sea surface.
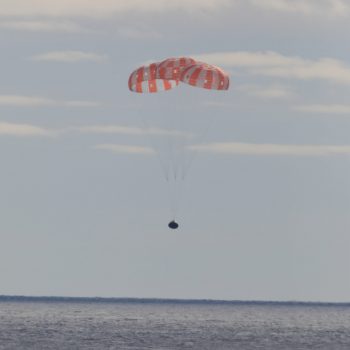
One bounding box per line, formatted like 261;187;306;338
0;296;350;349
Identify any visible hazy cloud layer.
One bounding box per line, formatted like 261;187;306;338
249;0;350;17
31;51;108;63
117;27;163;39
79;125;153;135
0;95;99;107
0;0;231;18
238;84;294;99
194;51;350;85
295;104;350;114
0;0;348;18
0;20;89;33
78;125;192;137
191;142;350;156
0;122;53;137
95;143;154;155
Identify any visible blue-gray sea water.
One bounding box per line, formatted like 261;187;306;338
0;297;350;349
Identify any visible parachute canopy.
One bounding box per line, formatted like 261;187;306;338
157;57;197;81
180;62;229;90
128;62;179;93
128;57;229;93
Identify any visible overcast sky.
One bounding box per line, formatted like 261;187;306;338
1;0;350;302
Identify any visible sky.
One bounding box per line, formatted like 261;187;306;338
1;0;350;302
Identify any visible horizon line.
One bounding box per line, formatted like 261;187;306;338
0;295;349;307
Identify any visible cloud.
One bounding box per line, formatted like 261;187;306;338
0;95;54;107
64;100;100;107
31;51;108;63
117;27;163;39
0;95;99;107
0;0;347;20
79;125;148;135
191;142;350;156
78;125;192;137
94;143;154;155
295;104;350;114
194;51;350;85
248;0;350;17
238;84;294;99
0;20;89;33
0;122;53;137
194;51;302;68
0;0;231;18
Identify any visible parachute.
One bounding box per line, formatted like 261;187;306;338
128;62;179;93
129;57;229;92
180;62;230;90
128;57;229;228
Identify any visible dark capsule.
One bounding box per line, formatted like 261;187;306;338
168;221;179;229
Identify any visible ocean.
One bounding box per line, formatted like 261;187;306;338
0;296;350;349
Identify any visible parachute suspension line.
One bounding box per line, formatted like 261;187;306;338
171;89;188;219
156;88;188;220
182;112;215;181
138;108;170;182
136;90;186;220
167;169;186;221
167;131;176;181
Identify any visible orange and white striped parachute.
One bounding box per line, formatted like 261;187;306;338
180;62;229;90
128;62;179;93
157;57;196;81
128;57;229;93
